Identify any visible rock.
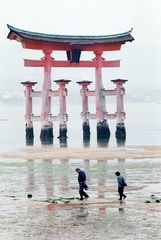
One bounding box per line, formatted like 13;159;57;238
27;194;32;199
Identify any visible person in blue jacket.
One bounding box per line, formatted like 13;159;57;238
115;171;127;201
75;168;89;200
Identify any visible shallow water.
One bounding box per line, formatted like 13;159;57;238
0;157;161;239
0;102;161;151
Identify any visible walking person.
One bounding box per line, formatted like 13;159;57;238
75;168;89;200
115;171;127;201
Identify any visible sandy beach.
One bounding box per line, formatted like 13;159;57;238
1;145;161;160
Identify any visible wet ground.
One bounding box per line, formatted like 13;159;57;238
0;157;161;239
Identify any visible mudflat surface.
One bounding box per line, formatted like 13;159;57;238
1;145;161;160
0;153;161;239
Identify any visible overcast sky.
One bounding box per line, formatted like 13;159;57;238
0;0;161;92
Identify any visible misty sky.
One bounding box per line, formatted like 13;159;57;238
0;0;161;92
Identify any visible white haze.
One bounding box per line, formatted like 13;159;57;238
0;0;161;96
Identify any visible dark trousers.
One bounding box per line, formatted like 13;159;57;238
118;187;126;200
79;182;89;199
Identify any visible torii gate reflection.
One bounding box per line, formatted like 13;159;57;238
7;25;134;144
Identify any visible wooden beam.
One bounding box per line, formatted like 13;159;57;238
85;91;96;97
104;90;117;96
102;60;120;67
86;90;118;97
48;90;59;97
30;91;41;97
24;59;120;68
86;112;118;120
22;40;122;51
24;59;44;67
31;114;68;122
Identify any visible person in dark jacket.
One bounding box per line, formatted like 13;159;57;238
115;171;127;201
75;168;89;200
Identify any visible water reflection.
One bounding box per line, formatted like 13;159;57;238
26;138;34;146
117;139;126;147
41;137;53;145
97;160;108;199
59;138;68;148
97;138;109;148
98;205;107;220
75;206;89;220
96;160;108;222
84;159;90;169
26;159;35;195
25;134;126;148
118;207;125;213
59;158;70;195
42;159;54;199
83;138;90;148
118;157;125;163
25;158;112;201
83;159;91;188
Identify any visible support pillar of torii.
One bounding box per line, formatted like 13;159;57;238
94;51;110;140
111;79;127;141
77;81;92;140
40;50;53;143
21;81;37;141
54;79;71;140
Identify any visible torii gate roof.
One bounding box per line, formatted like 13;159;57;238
7;24;134;51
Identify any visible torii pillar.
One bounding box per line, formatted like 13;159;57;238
94;51;110;140
54;79;71;140
77;81;92;140
111;79;127;140
40;50;53;143
21;81;37;140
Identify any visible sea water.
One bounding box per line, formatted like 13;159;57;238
0;102;161;151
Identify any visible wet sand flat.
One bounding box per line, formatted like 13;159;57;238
0;145;161;160
1;198;161;240
0;155;161;239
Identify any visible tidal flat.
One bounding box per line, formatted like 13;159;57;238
0;146;161;239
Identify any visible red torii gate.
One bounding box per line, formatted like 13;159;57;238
7;25;134;144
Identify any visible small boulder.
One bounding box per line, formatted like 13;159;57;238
27;194;32;199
